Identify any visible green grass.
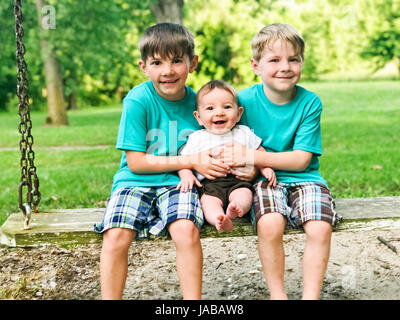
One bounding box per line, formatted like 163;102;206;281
0;105;123;225
0;105;122;148
304;80;400;199
1;81;400;225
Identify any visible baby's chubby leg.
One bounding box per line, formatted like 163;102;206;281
200;194;233;232
226;187;253;220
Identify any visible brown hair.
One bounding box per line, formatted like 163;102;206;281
251;23;305;62
196;80;239;109
139;22;195;61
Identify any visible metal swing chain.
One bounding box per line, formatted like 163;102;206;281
14;0;41;229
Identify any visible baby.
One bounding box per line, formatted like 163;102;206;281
178;80;276;231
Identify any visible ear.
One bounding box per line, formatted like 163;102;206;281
250;58;261;76
138;59;147;74
189;55;199;73
193;110;203;126
236;106;244;120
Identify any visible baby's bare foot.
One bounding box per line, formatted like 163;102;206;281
226;201;243;220
216;215;234;232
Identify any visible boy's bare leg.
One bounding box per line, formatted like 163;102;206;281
200;194;233;231
257;213;288;300
168;219;203;299
226;187;253;219
100;228;136;299
302;220;332;300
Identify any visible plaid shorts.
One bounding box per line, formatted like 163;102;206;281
94;186;204;239
252;181;342;229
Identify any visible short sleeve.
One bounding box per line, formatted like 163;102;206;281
293;98;322;155
237;125;262;150
116;98;147;152
179;131;200;155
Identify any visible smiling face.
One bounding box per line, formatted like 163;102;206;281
194;88;243;135
251;39;302;104
138;54;198;101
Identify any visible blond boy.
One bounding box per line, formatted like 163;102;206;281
221;23;341;299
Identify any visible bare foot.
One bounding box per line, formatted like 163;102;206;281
216;215;234;232
226;201;243;220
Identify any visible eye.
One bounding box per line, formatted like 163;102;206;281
290;57;300;62
205;106;214;111
173;58;183;64
151;60;161;66
269;58;279;63
224;105;232;109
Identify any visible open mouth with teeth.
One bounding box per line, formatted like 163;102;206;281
160;79;178;84
213;120;226;125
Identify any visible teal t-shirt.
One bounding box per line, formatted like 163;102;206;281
111;81;201;193
239;84;327;186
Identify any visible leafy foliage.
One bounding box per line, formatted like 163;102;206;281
1;0;399;112
360;0;400;75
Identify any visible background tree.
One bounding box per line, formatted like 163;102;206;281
360;0;400;77
35;0;68;125
151;0;184;24
1;0;398;115
0;2;18;112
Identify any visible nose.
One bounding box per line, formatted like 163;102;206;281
161;63;174;75
215;106;225;116
279;59;290;72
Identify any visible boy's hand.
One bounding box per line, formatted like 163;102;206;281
221;142;253;167
260;167;277;187
190;150;230;180
176;169;202;192
231;165;259;182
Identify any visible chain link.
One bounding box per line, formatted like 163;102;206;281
14;0;41;228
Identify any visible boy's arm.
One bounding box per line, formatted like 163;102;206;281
255;149;312;171
126;150;230;180
221;142;312;172
230;144;264;181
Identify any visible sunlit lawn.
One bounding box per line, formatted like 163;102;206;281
1;81;400;225
306;80;400;198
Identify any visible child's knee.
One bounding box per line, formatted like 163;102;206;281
257;212;285;241
304;220;332;243
102;228;135;253
169;219;200;247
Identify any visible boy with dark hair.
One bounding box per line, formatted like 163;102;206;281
95;23;229;300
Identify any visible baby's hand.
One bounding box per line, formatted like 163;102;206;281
177;169;202;192
191;150;230;180
220;142;252;167
231;165;259;182
260;167;277;187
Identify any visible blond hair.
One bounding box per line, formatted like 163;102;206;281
196;80;239;109
139;22;195;61
251;23;305;62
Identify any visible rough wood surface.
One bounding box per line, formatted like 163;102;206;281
1;197;400;247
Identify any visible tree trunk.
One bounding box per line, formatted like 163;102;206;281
67;91;78;110
151;0;184;25
35;0;68;126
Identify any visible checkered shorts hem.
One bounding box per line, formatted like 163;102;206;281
94;186;204;239
252;181;342;230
